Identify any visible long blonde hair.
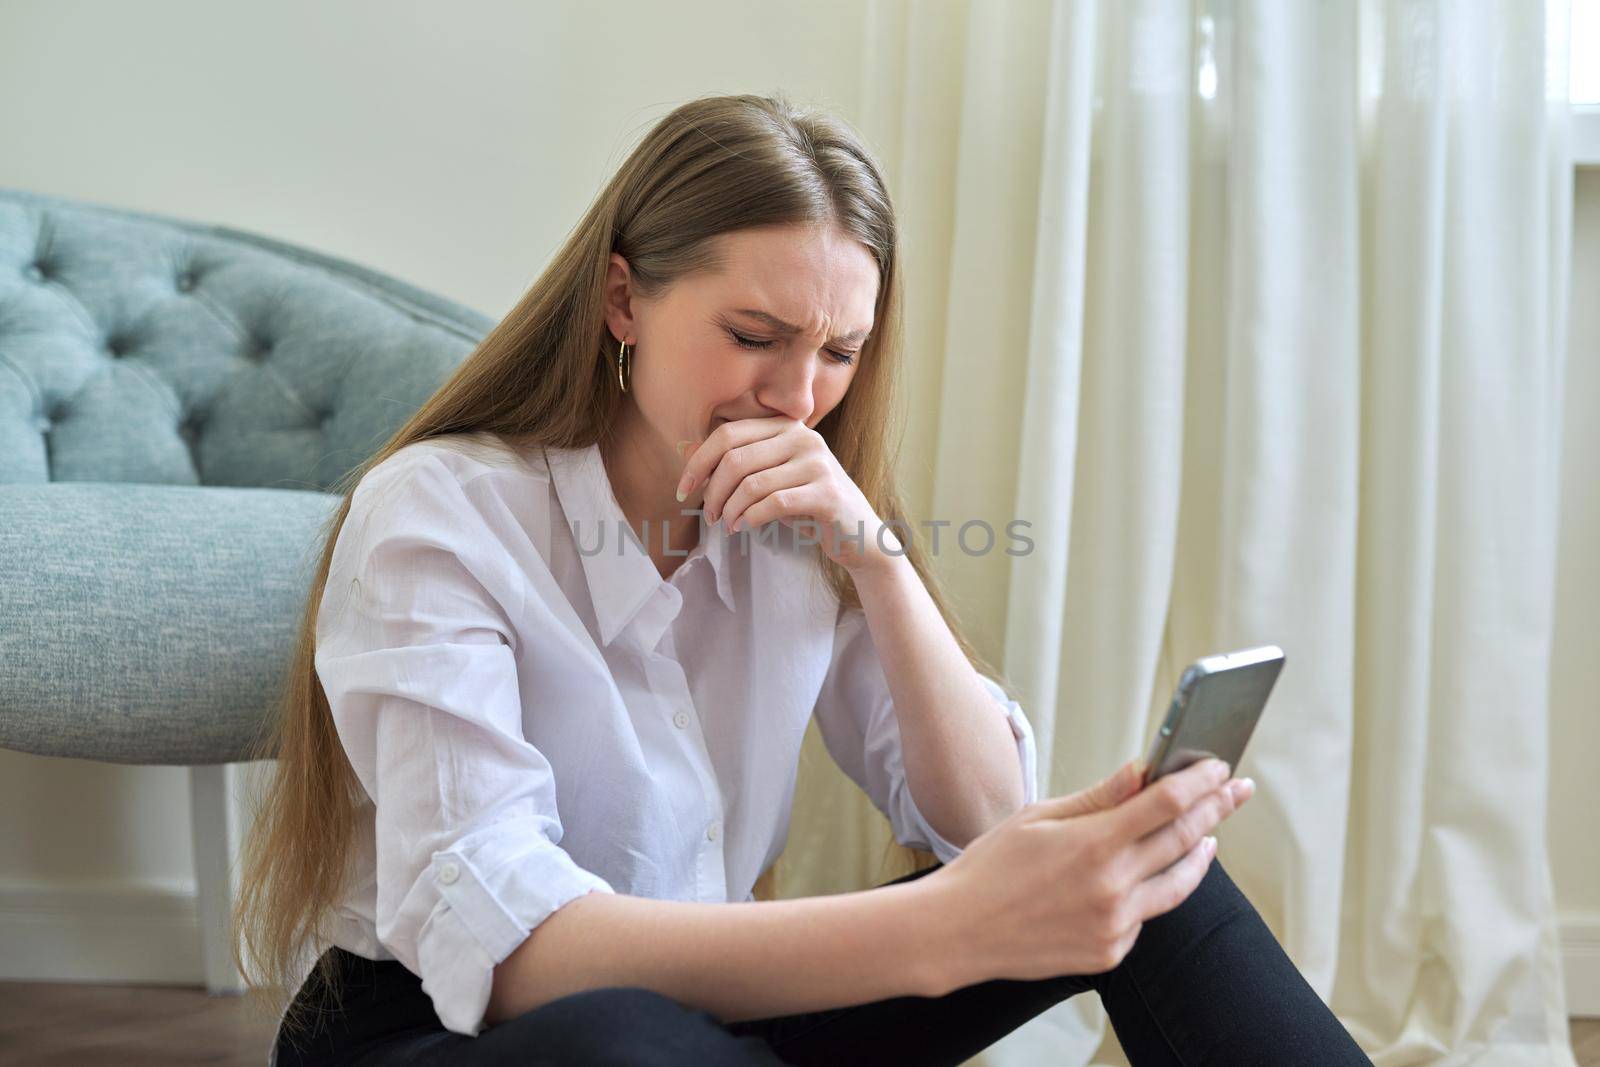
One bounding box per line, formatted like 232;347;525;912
232;90;1016;1041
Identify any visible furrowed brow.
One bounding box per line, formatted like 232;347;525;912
732;308;872;346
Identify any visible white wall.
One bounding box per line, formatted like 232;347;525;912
0;0;872;317
1551;170;1600;926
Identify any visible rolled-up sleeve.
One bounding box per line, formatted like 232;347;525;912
316;453;614;1037
810;604;1040;866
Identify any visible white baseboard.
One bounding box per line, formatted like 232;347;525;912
1;876;1598;1021
1562;912;1600;1018
0;877;211;986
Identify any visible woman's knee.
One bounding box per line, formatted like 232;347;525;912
1125;856;1262;965
1174;855;1254;923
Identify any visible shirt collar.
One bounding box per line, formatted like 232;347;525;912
543;442;736;645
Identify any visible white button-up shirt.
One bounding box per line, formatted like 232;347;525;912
313;430;1039;1038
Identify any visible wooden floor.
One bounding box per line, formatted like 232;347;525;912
0;981;1595;1064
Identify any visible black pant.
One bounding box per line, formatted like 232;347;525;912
273;856;1373;1066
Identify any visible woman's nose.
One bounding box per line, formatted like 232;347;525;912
759;355;817;423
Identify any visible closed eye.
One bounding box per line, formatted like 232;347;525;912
727;328;856;366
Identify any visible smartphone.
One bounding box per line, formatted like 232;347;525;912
1139;645;1285;789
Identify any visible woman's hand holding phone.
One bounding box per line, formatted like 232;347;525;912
919;756;1255;996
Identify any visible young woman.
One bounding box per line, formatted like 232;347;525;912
233;92;1372;1066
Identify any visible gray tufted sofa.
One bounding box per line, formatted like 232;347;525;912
0;187;494;993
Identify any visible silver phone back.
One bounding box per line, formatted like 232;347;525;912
1143;645;1285;785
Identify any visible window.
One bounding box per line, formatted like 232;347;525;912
1574;0;1599;164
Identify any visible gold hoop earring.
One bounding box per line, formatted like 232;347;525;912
616;339;632;394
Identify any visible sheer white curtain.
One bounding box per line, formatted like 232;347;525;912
785;1;1577;1063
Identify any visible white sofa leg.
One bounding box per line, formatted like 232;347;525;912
190;763;245;994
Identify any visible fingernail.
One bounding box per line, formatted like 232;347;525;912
1234;778;1255;800
1204;835;1217;855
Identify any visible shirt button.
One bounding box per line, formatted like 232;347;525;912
706;823;719;842
437;861;461;884
673;711;690;729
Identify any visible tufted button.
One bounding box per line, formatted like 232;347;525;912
437;861;461;885
673;711;690;729
106;336;125;357
23;263;45;282
175;271;196;292
34;415;51;433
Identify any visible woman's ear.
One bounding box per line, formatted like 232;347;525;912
602;253;639;344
